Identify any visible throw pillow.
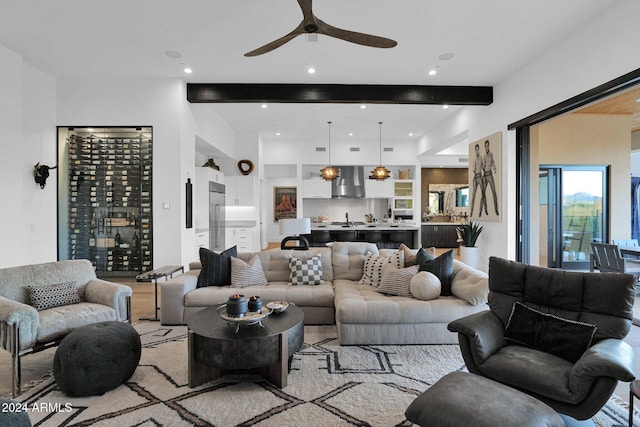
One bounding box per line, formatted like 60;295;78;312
289;254;323;285
504;302;597;363
358;251;404;287
230;255;268;288
196;246;237;288
410;271;441;301
416;249;454;296
401;244;436;266
28;281;79;311
377;265;419;297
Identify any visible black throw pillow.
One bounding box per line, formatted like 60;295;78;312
504;302;597;363
417;249;454;296
196;246;237;288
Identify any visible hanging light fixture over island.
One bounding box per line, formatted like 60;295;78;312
320;121;339;181
370;121;391;180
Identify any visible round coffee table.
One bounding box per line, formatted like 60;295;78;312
187;303;304;389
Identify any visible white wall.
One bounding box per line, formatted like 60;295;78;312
0;45;57;268
419;0;640;271
56;77;192;267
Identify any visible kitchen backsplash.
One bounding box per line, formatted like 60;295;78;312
303;198;390;223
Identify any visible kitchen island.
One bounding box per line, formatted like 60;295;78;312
309;223;419;248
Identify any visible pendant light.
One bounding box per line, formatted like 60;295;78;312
370;121;391;180
320;121;339;181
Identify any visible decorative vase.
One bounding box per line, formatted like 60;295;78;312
226;294;248;318
459;246;480;269
248;296;262;312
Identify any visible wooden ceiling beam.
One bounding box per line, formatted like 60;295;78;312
186;83;493;105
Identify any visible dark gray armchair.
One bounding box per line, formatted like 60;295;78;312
448;257;636;420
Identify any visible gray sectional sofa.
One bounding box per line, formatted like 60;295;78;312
160;242;489;345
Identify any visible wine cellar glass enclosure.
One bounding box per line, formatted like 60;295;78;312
57;126;153;277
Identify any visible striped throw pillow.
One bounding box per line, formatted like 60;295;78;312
377;265;419;297
231;255;268;287
358;250;404;287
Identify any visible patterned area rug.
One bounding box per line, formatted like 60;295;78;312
12;323;638;426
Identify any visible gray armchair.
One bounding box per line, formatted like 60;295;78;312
0;260;132;396
448;257;636;420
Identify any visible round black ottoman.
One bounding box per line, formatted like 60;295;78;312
53;321;141;397
0;397;31;427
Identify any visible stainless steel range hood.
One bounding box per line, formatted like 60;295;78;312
332;166;365;199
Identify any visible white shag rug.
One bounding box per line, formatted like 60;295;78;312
4;323;637;426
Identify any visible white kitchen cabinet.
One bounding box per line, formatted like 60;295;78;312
227;227;254;252
195;230;209;250
365;179;393;198
226;175;257;206
301;179;331;198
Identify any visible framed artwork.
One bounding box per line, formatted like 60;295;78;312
468;132;502;222
274;186;297;222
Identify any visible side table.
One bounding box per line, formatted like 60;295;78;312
136;265;184;321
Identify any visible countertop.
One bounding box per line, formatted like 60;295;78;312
311;223;419;231
421;222;463;226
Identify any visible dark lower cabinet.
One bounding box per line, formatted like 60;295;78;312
421;225;459;248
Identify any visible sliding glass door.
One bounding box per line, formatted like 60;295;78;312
539;165;608;270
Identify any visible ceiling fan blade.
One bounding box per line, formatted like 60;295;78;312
244;25;305;57
297;0;313;21
317;19;397;49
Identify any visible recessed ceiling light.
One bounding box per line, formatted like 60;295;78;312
261;104;268;109
348;132;354;136
87;128;94;132
428;69;437;76
360;105;367;109
307;67;316;74
183;67;193;74
276;132;281;136
408;133;414;137
442;105;449;109
165;50;181;59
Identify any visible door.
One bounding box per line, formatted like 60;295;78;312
539;165;608;270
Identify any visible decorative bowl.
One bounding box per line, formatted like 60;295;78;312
266;301;289;313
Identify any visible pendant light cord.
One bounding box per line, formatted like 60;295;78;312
379;121;383;165
328;121;332;164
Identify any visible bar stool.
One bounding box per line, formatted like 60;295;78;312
312;229;332;246
388;230;407;249
363;230;383;248
337;230;358;242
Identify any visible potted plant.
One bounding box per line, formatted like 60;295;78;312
456;221;484;268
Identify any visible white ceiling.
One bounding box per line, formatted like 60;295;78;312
0;0;616;146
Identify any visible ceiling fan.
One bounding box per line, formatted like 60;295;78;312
244;0;397;57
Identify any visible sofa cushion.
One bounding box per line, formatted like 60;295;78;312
196;246;237;288
238;248;333;283
504;302;597;363
417;249;454;296
289;254;323;285
332;242;379;281
377;265;419;297
410;271;441;301
37;302;117;344
231;255;268;287
451;262;489;305
28;281;80;311
358;251;404;287
184;282;335;308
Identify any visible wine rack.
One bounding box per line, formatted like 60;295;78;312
65;127;153;276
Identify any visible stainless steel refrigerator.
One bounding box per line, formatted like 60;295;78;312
209;181;226;251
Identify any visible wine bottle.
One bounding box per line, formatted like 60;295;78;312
115;229;121;247
89;229;95;247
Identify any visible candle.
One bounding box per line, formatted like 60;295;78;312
226;294;248;317
248;296;262;312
